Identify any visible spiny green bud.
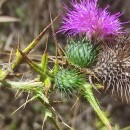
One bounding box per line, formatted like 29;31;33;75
66;38;99;68
54;69;85;95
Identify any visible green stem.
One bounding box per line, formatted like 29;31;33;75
83;83;112;130
48;116;62;130
36;91;62;130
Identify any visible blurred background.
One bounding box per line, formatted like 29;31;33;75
0;0;130;130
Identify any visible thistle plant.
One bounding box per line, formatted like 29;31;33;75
1;0;130;130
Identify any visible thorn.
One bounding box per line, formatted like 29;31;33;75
62;121;74;130
23;14;60;54
15;90;19;98
17;32;20;49
45;35;49;53
23;92;30;108
15;91;23;100
17;48;32;64
70;96;79;111
8;48;13;64
41;114;47;130
49;7;58;57
50;106;74;130
48;7;64;58
11;96;36;115
89;75;100;93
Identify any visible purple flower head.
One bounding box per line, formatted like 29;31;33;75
60;0;123;39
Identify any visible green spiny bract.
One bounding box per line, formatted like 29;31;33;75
54;69;85;95
66;38;99;68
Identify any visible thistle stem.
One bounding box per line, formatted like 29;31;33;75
36;91;62;130
83;83;112;130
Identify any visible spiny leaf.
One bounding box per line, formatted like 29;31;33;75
1;15;59;80
17;49;52;80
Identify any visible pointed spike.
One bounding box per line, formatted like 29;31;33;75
0;15;60;81
17;49;46;78
49;8;64;58
23;14;60;54
11;96;37;115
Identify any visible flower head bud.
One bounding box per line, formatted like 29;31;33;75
66;38;99;68
55;69;85;95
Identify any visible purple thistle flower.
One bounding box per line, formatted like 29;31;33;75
60;0;123;39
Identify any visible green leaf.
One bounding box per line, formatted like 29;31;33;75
44;77;52;95
53;59;59;75
41;52;48;72
18;49;53;81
